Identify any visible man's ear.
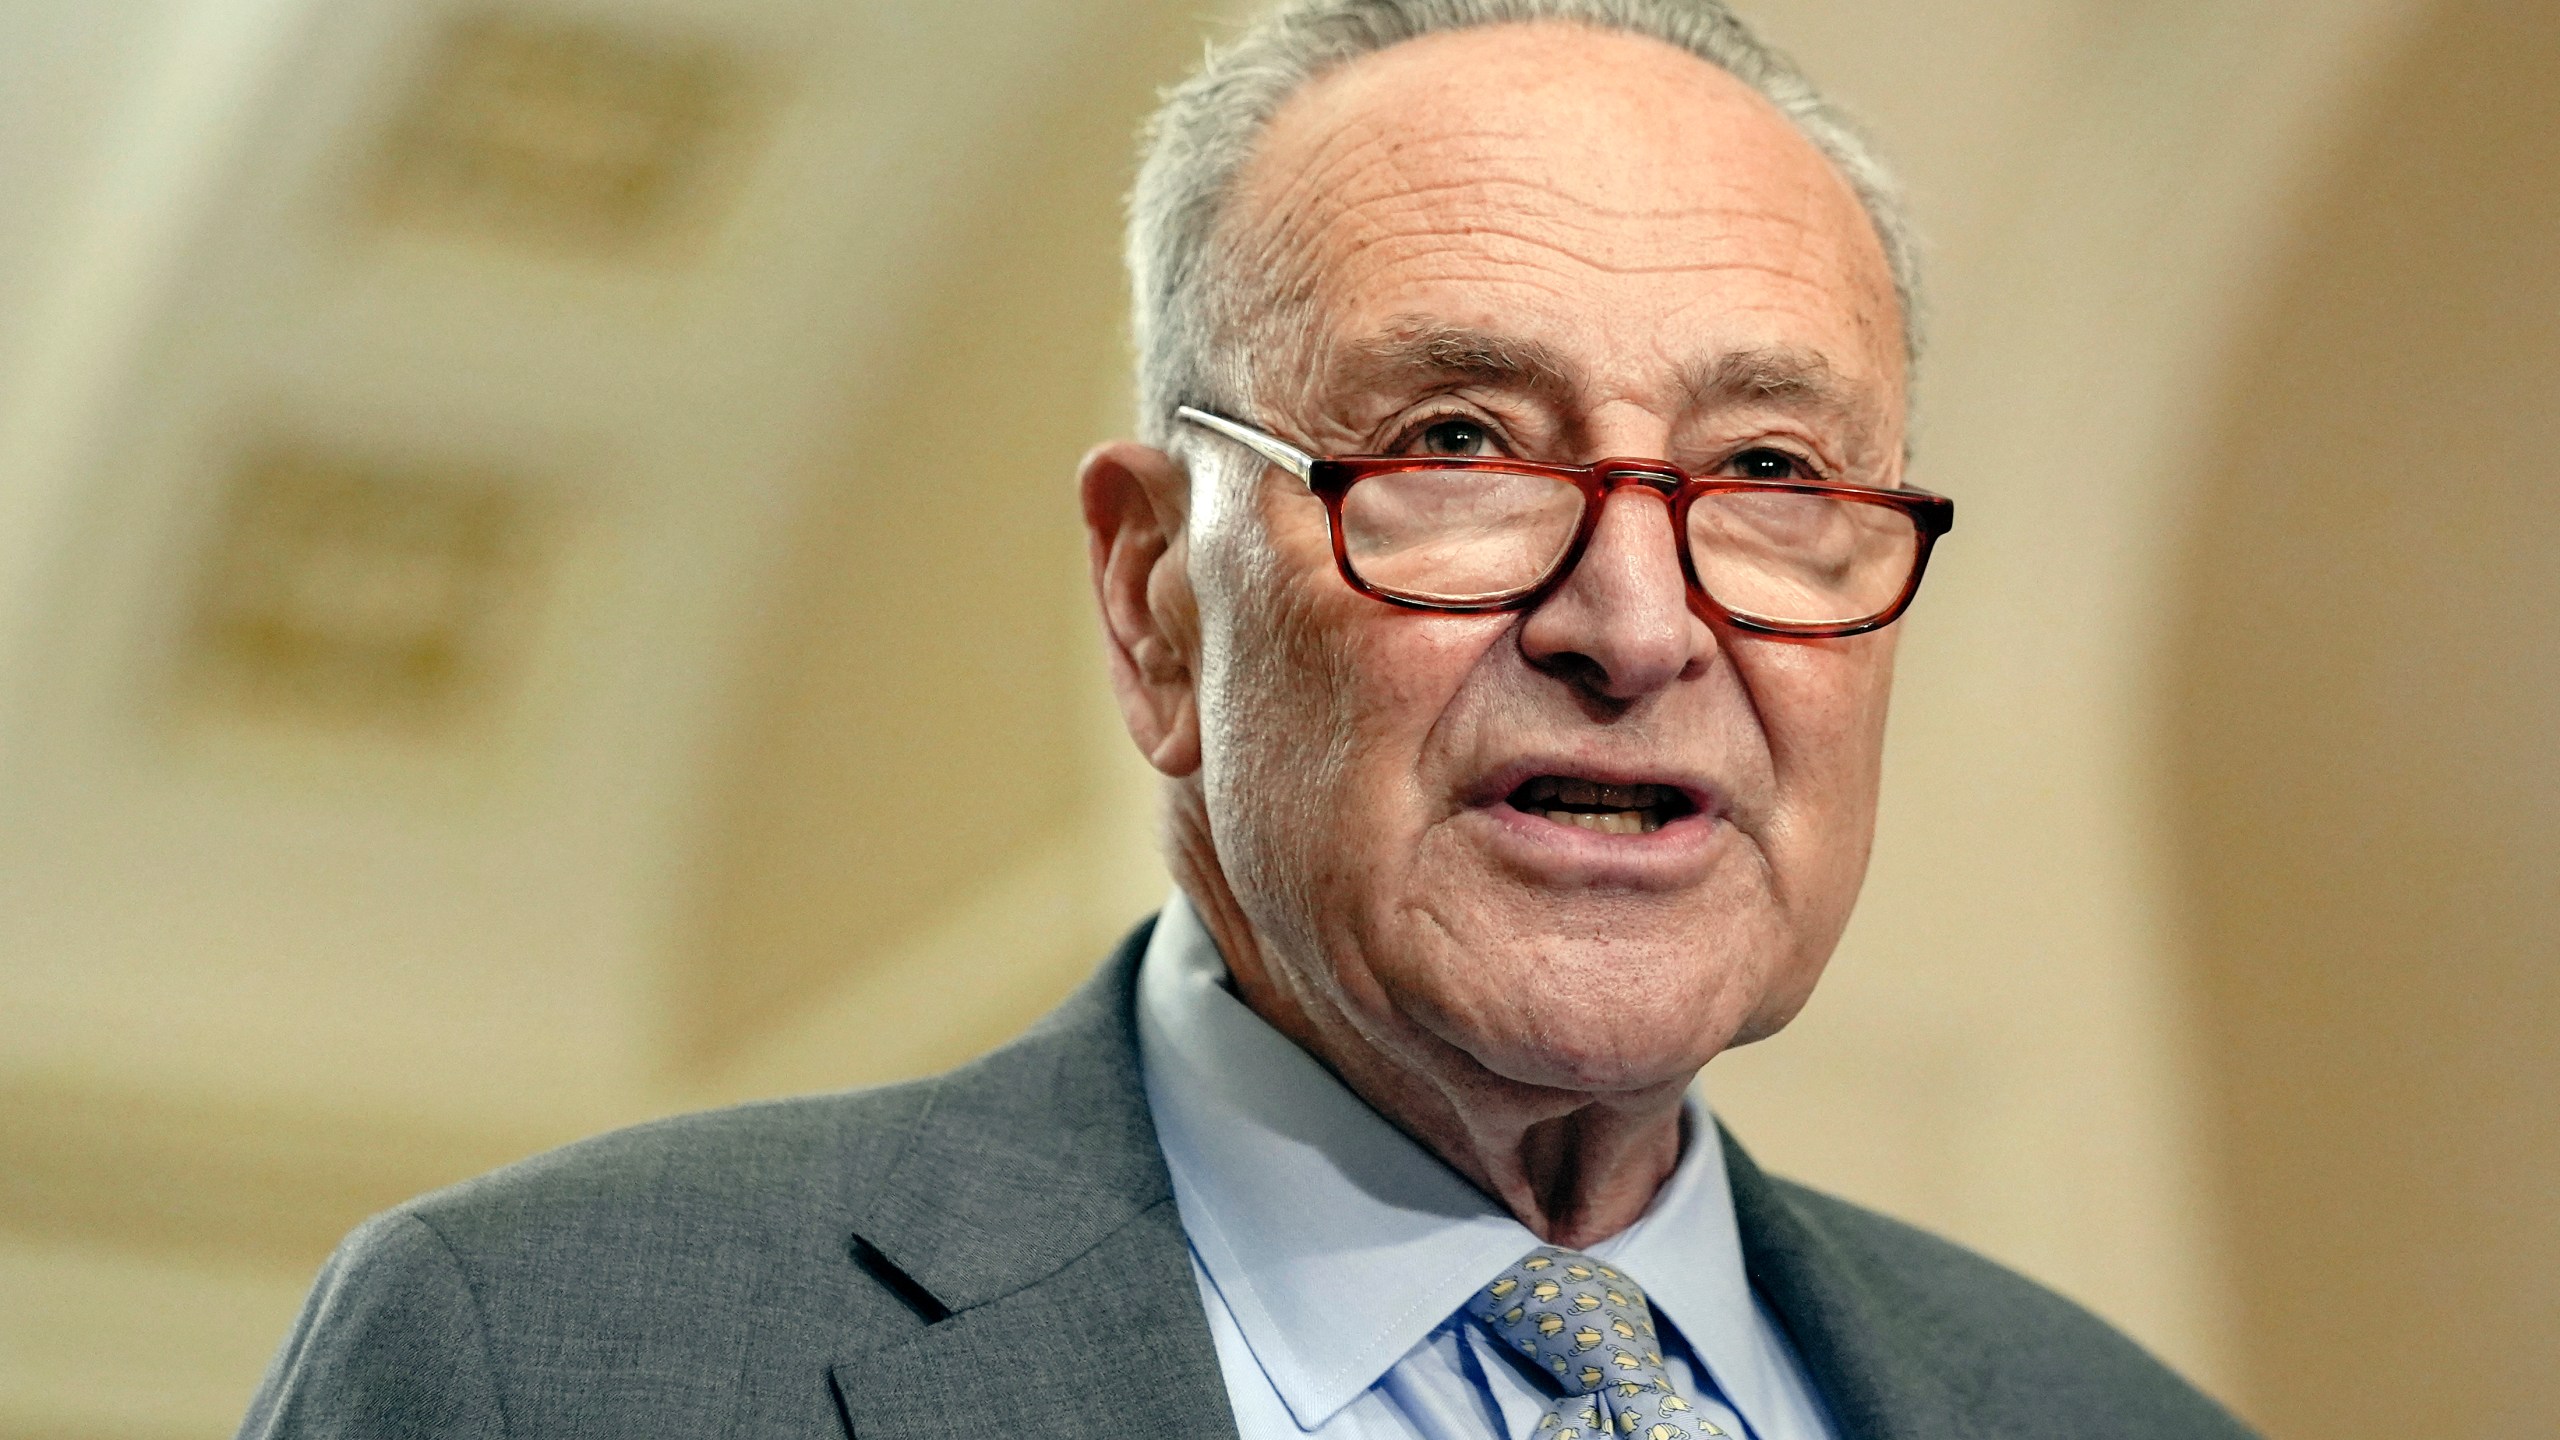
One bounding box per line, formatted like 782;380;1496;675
1080;440;1202;778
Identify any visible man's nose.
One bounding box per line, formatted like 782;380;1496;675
1517;483;1719;700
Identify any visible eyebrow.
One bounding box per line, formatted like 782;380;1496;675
1684;346;1860;419
1328;324;1866;429
1696;347;1890;461
1327;321;1580;405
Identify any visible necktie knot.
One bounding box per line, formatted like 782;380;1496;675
1469;1246;1720;1439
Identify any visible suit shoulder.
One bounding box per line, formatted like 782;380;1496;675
243;1208;509;1439
253;942;1152;1436
1764;1177;2256;1438
259;1085;946;1435
385;1081;934;1281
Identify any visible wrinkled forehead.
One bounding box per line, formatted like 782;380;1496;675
1222;22;1906;428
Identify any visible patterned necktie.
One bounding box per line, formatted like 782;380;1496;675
1468;1246;1726;1440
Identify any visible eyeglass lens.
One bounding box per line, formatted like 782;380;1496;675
1336;467;1921;625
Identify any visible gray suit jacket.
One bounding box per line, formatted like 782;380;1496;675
242;922;2255;1439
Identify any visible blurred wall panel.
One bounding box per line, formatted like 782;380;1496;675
2171;0;2560;1431
0;1;1206;1432
670;0;1205;1079
0;0;180;396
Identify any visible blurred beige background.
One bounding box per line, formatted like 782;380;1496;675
0;0;2550;1435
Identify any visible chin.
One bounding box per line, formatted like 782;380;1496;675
1386;929;1769;1097
1466;1035;1719;1097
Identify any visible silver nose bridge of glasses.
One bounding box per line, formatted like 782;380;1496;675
1590;462;1689;500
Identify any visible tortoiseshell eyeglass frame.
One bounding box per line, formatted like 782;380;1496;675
1174;405;1955;639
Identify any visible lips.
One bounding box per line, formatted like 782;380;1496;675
1461;760;1728;886
1505;775;1698;835
1469;757;1720;837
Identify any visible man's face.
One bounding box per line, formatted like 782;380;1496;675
1181;23;1908;1096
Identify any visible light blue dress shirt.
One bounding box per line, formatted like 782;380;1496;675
1134;894;1842;1440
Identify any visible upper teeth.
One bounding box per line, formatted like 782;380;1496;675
1512;775;1678;834
1517;776;1674;811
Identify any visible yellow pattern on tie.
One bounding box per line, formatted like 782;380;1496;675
1467;1247;1725;1440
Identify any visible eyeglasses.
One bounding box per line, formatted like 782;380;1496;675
1176;406;1954;638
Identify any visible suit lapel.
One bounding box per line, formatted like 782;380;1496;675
837;927;2015;1440
831;922;1237;1440
1720;1128;1987;1440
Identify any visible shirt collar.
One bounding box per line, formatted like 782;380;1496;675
1134;893;1790;1431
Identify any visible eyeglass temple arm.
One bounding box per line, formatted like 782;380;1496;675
1174;406;1316;483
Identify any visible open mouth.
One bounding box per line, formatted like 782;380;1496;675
1505;775;1699;836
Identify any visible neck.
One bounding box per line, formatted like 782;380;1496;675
1164;801;1691;1248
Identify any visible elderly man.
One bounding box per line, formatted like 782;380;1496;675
242;2;2252;1438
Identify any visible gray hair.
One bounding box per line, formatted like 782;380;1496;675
1126;0;1922;449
